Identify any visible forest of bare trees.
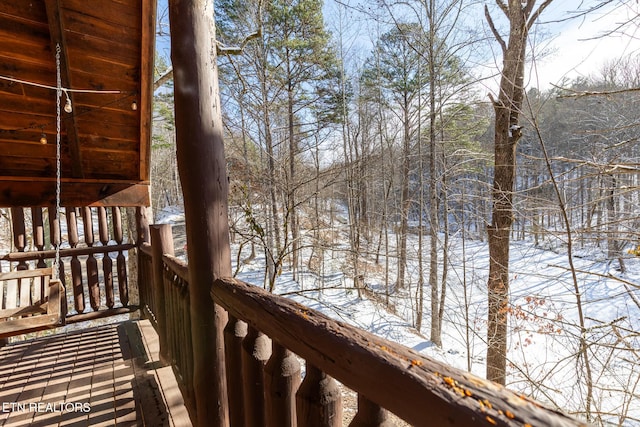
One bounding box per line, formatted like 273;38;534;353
141;0;640;424
1;0;639;425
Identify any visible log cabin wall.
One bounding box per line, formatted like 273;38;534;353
0;206;136;323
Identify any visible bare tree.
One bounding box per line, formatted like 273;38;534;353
484;0;553;385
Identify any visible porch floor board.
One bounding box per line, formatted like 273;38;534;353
0;319;191;427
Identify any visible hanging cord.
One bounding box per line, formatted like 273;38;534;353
0;74;121;94
53;44;62;281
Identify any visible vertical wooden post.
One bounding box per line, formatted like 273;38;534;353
67;207;84;313
113;207;129;306
224;315;247;427
10;207;27;270
47;206;64;284
296;364;342;427
32;207;46;302
349;394;393;427
150;224;174;364
241;326;271;427
83;207;100;311
136;206;151;245
136;206;151;312
98;207;115;308
31;207;46;268
265;342;301;427
169;0;232;425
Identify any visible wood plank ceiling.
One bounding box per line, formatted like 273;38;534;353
0;0;155;207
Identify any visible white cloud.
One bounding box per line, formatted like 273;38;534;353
528;2;640;89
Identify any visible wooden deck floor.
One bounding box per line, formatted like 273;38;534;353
0;319;192;427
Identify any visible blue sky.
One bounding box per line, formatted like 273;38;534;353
155;0;639;91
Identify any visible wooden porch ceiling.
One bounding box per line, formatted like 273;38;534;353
0;0;156;207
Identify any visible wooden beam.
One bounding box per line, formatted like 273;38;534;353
1;244;135;262
138;0;156;181
0;303;48;319
169;0;232;425
0;314;61;339
0;179;150;207
44;0;84;179
64;306;140;324
0;268;53;281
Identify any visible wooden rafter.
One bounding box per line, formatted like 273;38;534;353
44;0;84;179
139;0;156;181
0;178;150;207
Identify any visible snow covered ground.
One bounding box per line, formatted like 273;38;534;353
2;205;637;424
167;205;640;425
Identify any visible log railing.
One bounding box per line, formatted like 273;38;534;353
138;243;155;326
141;224;588;427
161;253;194;410
1;206;135;325
139;225;195;417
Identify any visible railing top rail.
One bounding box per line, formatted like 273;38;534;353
162;254;189;282
139;242;152;256
1;244;136;262
211;276;587;427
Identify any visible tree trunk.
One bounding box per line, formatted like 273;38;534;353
169;0;231;424
287;58;299;281
398;98;411;290
484;0;553;385
606;174;617;259
427;0;440;345
258;38;282;289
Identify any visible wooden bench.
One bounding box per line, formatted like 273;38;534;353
0;268;66;339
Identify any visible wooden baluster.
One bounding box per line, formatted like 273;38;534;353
150;224;174;363
32;207;46;269
136;206;151;245
349;394;393;427
181;281;194;406
224;315;247;427
172;271;180;382
67;207;84;313
171;275;181;364
242;326;271;427
48;205;66;317
296;364;342;427
165;267;177;365
136;206;151;310
8;208;26;311
113;207;128;306
265;342;301;427
98;207;114;308
83;207;100;311
47;206;64;284
11;207;27;271
31;207;46;303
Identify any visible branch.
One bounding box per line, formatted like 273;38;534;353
527;0;554;30
487;92;503;108
495;0;509;17
549;156;640;174
548;264;640;291
485;5;506;55
553;84;640;98
216;29;262;56
153;67;173;91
